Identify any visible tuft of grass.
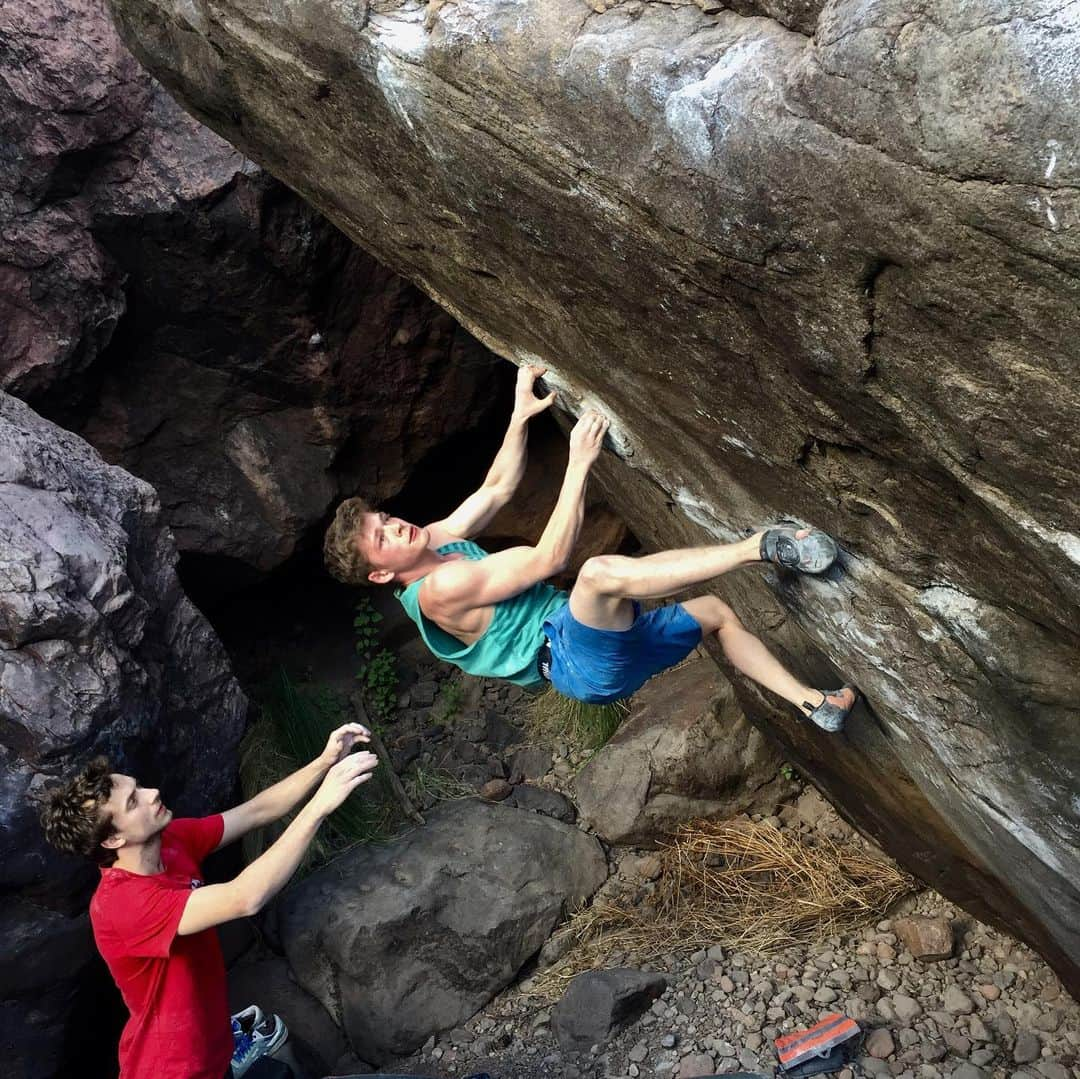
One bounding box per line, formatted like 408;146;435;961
526;817;915;1000
405;765;474;806
527;686;630;750
240;670;398;870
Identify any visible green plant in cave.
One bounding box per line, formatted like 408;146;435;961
359;648;398;721
433;677;465;722
239;669;397;870
352;597;383;659
353;596;398;721
780;762;799;782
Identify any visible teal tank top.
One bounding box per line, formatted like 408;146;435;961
396;540;569;688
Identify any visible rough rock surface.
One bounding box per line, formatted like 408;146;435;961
575;655;794;845
108;0;1080;989
0;392;247;1076
1;0;502;574
552;968;668;1053
396;802;1080;1079
278;798;608;1063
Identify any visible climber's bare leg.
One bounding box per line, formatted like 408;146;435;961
678;594;830;715
567;530;775;631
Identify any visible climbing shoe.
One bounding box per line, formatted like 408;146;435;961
760;526;838;574
804;686;858;733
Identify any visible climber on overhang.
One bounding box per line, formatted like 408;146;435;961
324;365;858;732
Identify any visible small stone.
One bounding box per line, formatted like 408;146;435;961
479;778;513;801
706;945;725;962
867;1029;896;1059
893;994;922;1022
943;987;975;1016
923;1042;948;1063
893;916;954;961
737;1049;760;1071
969;1049;996;1068
676;1053;715;1078
661;1034;677;1049
948;1066;986;1079
795;787;831;827
814;987;839;1004
1031;1010;1062;1034
719;976;735;993
877;942;897;962
976;984;1000;1002
942;1033;971;1057
967;1016;991;1043
623;854;664;881
1013;1033;1041;1065
629;1044;649;1063
1034;1063;1069;1079
878;970;901;991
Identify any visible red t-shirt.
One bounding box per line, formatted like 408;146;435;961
90;815;232;1079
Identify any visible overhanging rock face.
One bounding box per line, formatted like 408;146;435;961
108;0;1080;988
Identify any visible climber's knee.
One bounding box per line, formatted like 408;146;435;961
681;594;739;635
576;554;628;597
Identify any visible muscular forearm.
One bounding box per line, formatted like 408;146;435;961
244;759;326;828
536;461;589;573
233;801;326;914
481;414;529;497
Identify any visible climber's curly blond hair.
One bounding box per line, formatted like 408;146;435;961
39;757;119;865
324;496;376;586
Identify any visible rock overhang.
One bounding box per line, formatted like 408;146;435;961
105;0;1080;991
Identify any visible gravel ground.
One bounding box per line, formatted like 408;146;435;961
390;759;1080;1079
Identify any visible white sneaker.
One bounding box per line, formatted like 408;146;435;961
230;1006;288;1076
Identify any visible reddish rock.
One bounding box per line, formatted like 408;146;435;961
480;778;513;801
894;916;954;962
865;1028;896;1059
1;0;503;576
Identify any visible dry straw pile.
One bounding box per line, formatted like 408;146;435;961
530;817;913;998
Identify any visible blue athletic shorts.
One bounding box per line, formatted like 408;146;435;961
542;601;703;704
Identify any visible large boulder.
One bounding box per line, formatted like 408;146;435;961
0;0;502;575
278;798;608;1063
0;391;247;1076
107;0;1080;992
576;655;794;845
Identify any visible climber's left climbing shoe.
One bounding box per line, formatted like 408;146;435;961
760;526;838;575
804;686;858;733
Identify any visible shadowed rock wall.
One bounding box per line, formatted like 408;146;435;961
0;392;247;1076
1;0;502;577
106;0;1080;991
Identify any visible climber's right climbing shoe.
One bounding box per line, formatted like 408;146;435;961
760;526;838;575
804;686;858;733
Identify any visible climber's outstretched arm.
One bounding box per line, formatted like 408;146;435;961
423;411;608;614
427;365;556;544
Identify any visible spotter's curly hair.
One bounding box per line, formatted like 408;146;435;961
324;496;375;586
39;757;119;865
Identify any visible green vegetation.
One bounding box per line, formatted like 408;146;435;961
432;677;465;722
528;687;631;750
353;598;398;720
239;669;397;870
780;762;799;782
